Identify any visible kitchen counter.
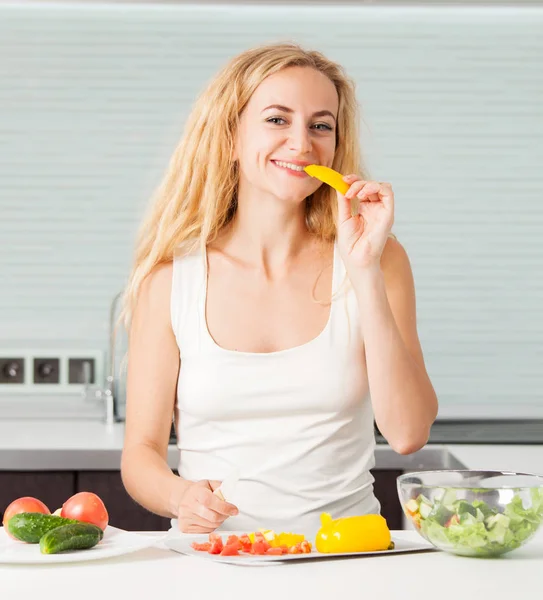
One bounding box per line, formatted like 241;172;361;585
1;420;543;475
1;529;542;600
376;419;543;444
0;419;463;471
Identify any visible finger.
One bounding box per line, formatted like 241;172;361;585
336;191;352;226
193;503;229;525
344;180;366;199
208;480;222;491
195;487;239;516
372;182;395;212
342;173;362;184
178;518;218;534
182;524;215;534
356;181;381;200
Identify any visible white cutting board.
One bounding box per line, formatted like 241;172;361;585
163;529;436;566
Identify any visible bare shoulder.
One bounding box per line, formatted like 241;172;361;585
138;262;173;304
141;261;173;290
132;262;174;328
380;235;414;286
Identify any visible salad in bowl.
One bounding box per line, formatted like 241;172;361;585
397;470;543;557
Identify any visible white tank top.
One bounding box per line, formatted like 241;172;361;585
171;243;380;537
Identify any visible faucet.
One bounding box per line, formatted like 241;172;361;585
82;291;123;427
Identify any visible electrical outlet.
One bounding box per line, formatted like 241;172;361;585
33;358;60;384
68;358;95;384
0;358;25;384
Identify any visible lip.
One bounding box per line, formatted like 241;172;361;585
271;159;312;178
271;159;314;167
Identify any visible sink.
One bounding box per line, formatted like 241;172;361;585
374;445;467;471
169;425;466;472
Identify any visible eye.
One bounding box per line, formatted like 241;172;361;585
266;117;287;125
313;123;334;131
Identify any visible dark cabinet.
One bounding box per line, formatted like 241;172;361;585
1;469;404;531
372;469;403;530
77;471;172;531
0;471;75;519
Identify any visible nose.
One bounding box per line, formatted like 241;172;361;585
288;123;312;155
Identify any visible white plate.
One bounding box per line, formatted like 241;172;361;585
0;525;161;564
163;529;436;566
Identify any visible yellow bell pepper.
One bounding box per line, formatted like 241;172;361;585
303;165;350;195
315;512;392;554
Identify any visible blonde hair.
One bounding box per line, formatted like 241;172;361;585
121;42;368;328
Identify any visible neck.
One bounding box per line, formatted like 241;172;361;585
220;186;315;273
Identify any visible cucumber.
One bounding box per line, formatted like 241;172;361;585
40;523;103;554
7;513;80;543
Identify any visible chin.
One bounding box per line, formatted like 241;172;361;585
272;184;312;204
276;192;307;206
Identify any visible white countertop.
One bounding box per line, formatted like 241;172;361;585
1;420;543;475
1;529;541;600
1;420;542;598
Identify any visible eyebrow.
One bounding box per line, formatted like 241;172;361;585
262;104;337;122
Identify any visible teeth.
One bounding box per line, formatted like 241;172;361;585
274;161;306;172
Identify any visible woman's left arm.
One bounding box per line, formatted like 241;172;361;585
336;175;438;455
353;238;438;454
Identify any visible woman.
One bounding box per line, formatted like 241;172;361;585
120;43;438;537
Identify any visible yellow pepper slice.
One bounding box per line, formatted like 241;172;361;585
315;512;392;553
303;165;350;195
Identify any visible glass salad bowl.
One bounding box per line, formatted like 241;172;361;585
397;470;543;557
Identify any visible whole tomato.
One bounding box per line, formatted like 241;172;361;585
2;497;50;539
60;492;109;530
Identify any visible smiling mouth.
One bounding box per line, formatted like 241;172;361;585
272;160;308;173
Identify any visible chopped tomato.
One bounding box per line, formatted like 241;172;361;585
251;539;271;555
190;530;308;559
208;534;224;555
226;534;240;548
220;543;240;556
288;543;302;554
191;541;212;552
239;534;253;552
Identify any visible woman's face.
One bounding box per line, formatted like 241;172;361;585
235;66;339;204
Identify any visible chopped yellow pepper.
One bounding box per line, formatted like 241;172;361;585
315;512;392;554
248;529;306;547
303;165;350;195
274;532;306;547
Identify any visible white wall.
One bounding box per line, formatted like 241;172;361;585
1;3;542;417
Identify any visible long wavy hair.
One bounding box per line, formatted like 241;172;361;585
121;42;368;328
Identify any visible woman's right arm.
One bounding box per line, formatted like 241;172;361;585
120;263;238;532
